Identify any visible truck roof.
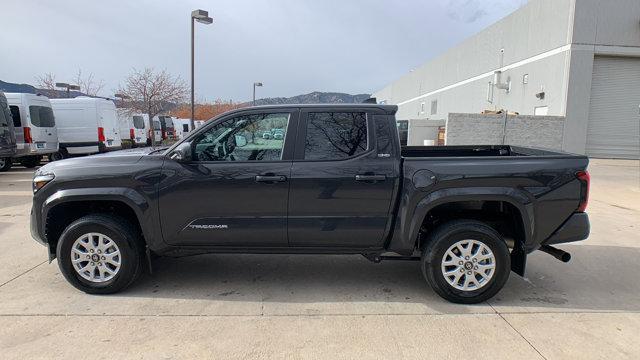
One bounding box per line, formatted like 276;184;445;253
240;103;398;114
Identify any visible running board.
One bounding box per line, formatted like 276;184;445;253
362;254;421;263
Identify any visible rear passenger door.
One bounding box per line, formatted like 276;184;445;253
287;108;398;248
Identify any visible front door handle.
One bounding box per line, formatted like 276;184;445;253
255;175;287;183
355;174;386;182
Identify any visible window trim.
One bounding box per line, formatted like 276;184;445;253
189;110;297;164
293;110;375;163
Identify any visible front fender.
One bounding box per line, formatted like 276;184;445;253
37;187;157;258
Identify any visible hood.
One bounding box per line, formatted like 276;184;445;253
36;147;165;176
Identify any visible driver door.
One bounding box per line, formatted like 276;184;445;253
158;109;297;247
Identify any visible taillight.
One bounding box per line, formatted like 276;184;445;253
576;170;590;212
130;128;135;139
23;127;33;143
98;127;106;142
162;130;166;140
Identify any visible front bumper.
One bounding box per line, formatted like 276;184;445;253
543;212;590;245
30;206;46;245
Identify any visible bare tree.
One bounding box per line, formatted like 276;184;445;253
117;68;188;147
34;73;57;97
74;69;105;96
35;69;105;97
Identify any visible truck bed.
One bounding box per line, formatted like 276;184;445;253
401;145;569;158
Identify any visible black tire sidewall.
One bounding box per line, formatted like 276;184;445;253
0;157;11;171
56;216;141;294
423;222;510;304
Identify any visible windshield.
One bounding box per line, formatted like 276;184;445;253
29;106;55;127
132;115;145;129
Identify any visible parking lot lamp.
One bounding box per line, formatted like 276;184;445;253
191;9;213;131
253;82;263;106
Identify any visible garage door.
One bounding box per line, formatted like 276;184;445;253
586;56;640;159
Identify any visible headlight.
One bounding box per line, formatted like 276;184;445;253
33;174;55;193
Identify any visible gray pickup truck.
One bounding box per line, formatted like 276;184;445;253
30;104;590;303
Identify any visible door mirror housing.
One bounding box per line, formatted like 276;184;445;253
169;142;192;162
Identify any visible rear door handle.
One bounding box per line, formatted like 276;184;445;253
255;175;287;183
355;174;386;182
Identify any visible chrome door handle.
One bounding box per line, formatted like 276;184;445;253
255;175;287;183
355;174;386;182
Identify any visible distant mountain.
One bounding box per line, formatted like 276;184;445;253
0;80;38;94
0;79;85;98
249;91;371;106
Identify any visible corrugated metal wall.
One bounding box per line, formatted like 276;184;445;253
586;57;640;159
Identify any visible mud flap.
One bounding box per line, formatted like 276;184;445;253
510;242;527;276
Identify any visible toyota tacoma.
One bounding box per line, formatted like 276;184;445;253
30;104;590;303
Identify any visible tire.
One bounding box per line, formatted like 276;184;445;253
421;220;510;304
19;156;40;168
0;157;11;172
49;149;67;162
56;214;144;294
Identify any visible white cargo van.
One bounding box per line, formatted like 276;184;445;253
117;111;147;147
172;118;193;139
50;97;121;157
149;116;163;145
5;93;59;167
158;115;176;140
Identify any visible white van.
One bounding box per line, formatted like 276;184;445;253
50;97;121;157
117;111;147;147
5;93;59;167
149;116;163;145
158;115;176;140
172;118;193;139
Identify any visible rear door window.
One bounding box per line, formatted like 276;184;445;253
132;115;145;129
303;112;368;160
10;106;21;127
29;106;55;127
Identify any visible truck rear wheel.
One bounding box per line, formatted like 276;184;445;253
0;157;11;172
56;214;144;294
421;220;510;304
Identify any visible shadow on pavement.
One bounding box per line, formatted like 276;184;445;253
125;244;640;313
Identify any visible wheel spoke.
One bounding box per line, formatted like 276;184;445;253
441;239;497;292
71;232;121;283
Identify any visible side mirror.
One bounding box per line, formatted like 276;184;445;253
169;142;192;162
235;134;248;147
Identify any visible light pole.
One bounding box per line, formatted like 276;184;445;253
191;9;213;131
113;93;130;107
253;82;263;106
55;82;80;98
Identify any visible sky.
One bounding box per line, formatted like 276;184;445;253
1;0;526;102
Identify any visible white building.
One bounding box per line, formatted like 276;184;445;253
373;0;640;159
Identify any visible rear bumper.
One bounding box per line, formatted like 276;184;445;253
543;212;590;246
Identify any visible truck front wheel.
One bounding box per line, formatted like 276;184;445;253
421;220;510;304
56;214;144;294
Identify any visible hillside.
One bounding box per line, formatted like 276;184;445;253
249;91;371;106
0;79;85;98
